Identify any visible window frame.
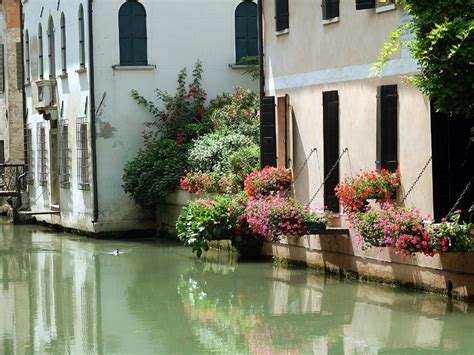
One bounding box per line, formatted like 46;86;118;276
322;0;340;21
59;119;70;188
76;116;90;190
60;13;67;74
118;0;148;67
235;1;258;64
47;16;56;79
37;123;47;187
25;29;31;83
275;0;289;33
78;4;86;69
38;24;44;79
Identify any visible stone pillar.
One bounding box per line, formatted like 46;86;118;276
2;0;24;164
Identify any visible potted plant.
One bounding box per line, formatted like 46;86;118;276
427;210;474;253
302;208;332;232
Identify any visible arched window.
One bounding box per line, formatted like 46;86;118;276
25;29;30;82
78;4;85;68
47;16;56;78
38;24;44;79
119;0;147;66
235;1;258;64
60;13;66;73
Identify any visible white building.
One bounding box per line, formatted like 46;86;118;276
22;0;258;233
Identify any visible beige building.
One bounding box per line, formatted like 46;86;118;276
260;0;473;220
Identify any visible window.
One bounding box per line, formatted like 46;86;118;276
59;119;70;188
376;85;398;171
78;4;86;69
25;127;34;184
25;30;31;82
38;24;44;79
235;1;258;64
76;117;89;189
47;17;56;79
119;1;147;66
356;0;375;10
0;140;4;165
261;96;277;168
322;0;339;20
275;0;289;32
60;13;67;74
37;123;47;186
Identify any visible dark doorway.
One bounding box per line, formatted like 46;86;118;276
431;104;473;221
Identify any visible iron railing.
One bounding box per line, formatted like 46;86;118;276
0;164;27;197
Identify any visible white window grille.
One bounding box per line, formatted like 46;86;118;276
37;123;47;186
76;117;89;190
25;127;34;185
59;119;70;188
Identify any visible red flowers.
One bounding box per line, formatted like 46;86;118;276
336;169;400;213
244;166;292;198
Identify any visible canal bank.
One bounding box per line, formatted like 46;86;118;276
1;217;474;354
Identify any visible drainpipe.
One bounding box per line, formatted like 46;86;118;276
20;1;27;167
258;0;265;166
88;0;99;224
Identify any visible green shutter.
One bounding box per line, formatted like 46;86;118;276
275;0;289;31
235;1;258;63
0;44;4;93
376;85;398;171
261;96;277;168
119;1;147;66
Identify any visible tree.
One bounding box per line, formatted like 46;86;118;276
372;0;474;136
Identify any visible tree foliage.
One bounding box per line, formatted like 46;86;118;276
373;0;474;122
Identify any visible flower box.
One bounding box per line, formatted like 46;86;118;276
303;221;327;233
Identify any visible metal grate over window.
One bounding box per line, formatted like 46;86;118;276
59;119;70;188
37;123;47;186
25;126;34;185
76;117;89;190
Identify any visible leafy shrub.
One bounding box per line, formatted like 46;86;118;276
244;167;292;198
132;60;211;144
335;169;400;214
176;195;247;257
122;139;189;208
188;131;254;175
228;144;260;185
427;210;474;252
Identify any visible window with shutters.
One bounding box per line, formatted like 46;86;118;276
59;119;70;188
275;0;289;32
78;4;86;69
119;0;148;66
260;96;277;168
25;30;31;83
76;117;90;190
47;17;56;79
235;1;258;64
60;13;67;74
37;123;48;186
322;0;339;21
356;0;375;10
25;127;34;185
0;44;4;93
376;85;398;172
0;140;4;165
38;24;44;79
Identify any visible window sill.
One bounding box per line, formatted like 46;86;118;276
229;64;258;69
24;81;32;87
322;17;339;25
376;3;396;13
78;183;90;191
112;64;157;71
75;67;87;74
275;28;289;36
58;72;68;79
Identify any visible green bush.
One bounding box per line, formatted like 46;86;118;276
188;131;254;175
122;139;189;208
228;144;260;185
176;195;247;257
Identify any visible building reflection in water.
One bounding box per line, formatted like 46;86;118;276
1;221;474;354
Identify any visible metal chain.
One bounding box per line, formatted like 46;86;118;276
446;176;473;217
307;148;348;207
292;148;317;184
399;156;432;205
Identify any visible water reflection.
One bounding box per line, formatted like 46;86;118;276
1;219;474;354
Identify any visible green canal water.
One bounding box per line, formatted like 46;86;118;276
1;218;474;354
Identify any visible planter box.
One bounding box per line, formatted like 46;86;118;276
263;229;474;300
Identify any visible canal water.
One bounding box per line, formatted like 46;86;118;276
1;218;474;354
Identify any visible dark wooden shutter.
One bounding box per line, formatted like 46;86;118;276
0;44;4;93
376;85;398;171
0;140;4;164
119;2;147;66
16;42;24;90
275;0;289;31
323;91;340;213
356;0;375;10
261;96;277;168
322;0;339;20
235;2;258;63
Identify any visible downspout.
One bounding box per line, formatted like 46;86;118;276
258;0;265;167
88;0;99;224
20;1;27;166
